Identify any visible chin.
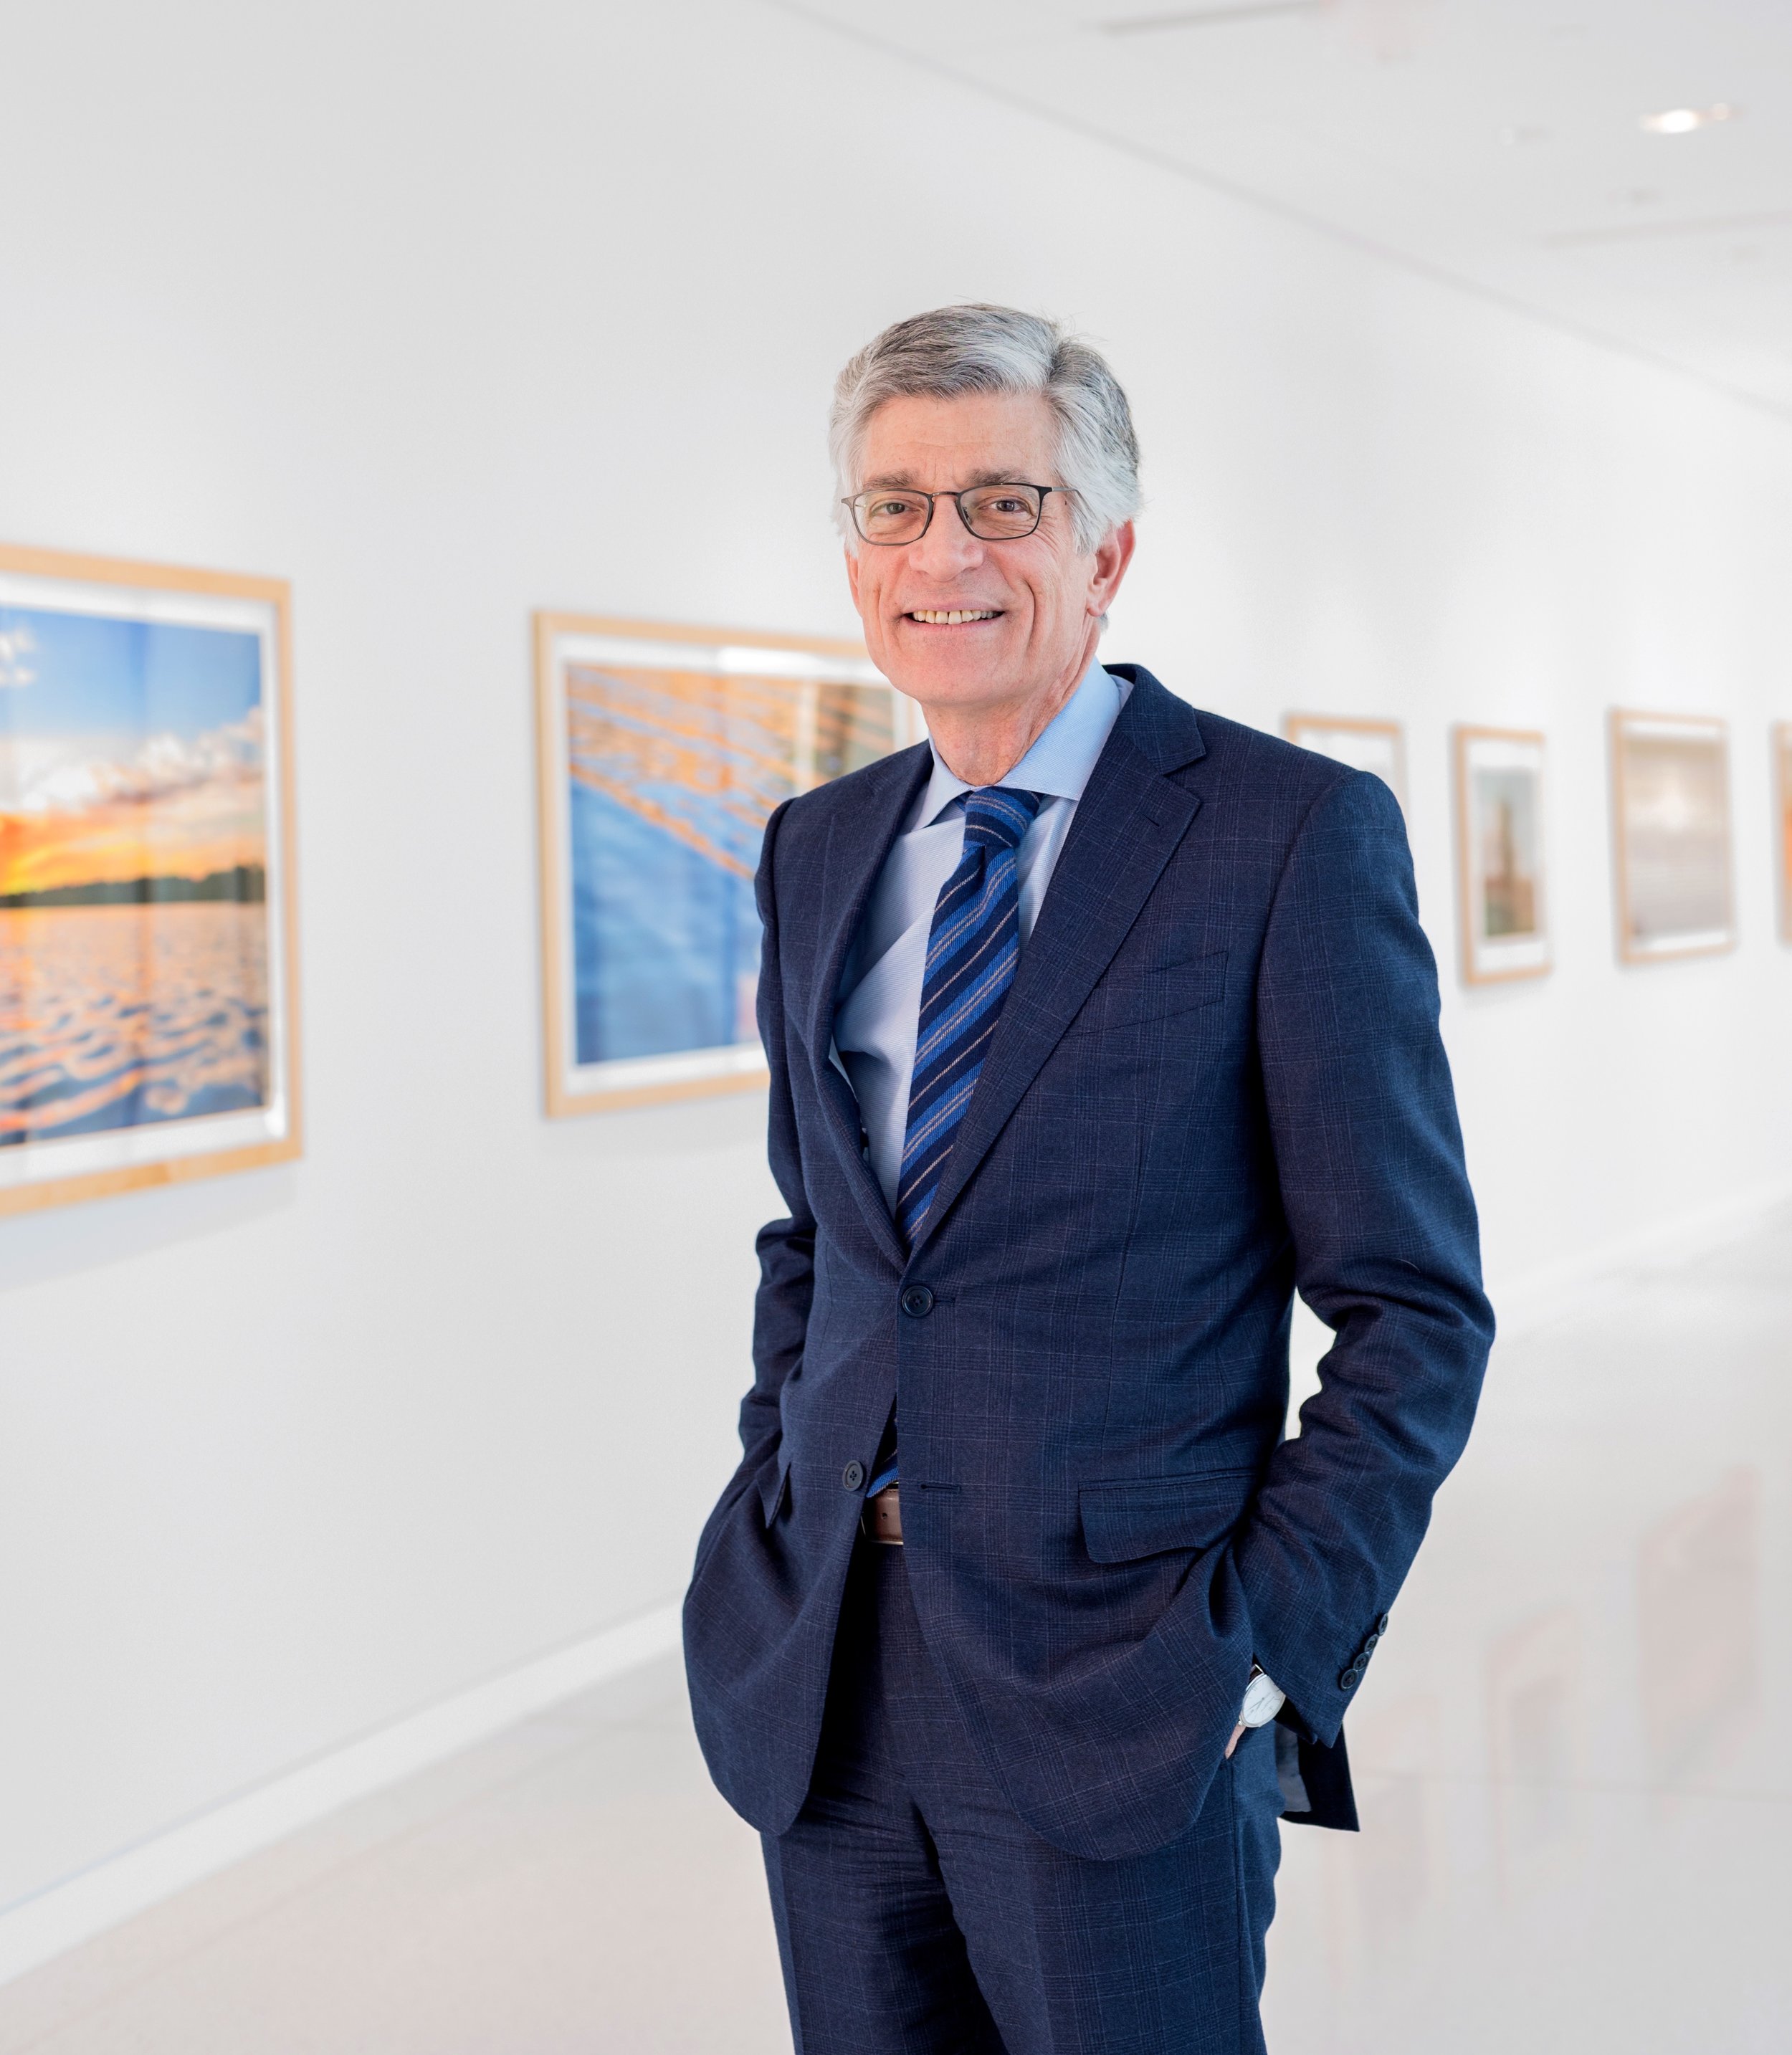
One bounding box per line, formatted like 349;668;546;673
885;636;1016;702
892;665;1005;712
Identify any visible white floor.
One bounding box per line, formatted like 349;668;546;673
1;1212;1788;2054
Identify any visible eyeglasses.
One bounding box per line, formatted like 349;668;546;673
842;482;1059;547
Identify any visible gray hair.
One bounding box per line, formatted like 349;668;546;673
830;304;1141;554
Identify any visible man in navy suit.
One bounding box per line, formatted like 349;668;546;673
685;304;1492;2053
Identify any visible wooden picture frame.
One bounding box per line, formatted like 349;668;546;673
1284;713;1407;813
534;613;917;1117
1609;710;1735;965
1776;723;1792;946
1453;726;1549;985
0;542;302;1216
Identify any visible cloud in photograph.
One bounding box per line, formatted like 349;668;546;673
0;626;37;689
0;710;266;897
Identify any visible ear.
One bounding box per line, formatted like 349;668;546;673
845;544;864;614
1087;520;1136;618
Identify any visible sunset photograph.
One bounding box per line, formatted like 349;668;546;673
0;593;275;1150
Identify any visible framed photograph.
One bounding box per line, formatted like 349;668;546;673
1486;1608;1582;1896
1330;1694;1445;1963
535;613;918;1117
1776;722;1791;945
1453;726;1549;985
1610;710;1734;964
0;543;300;1216
1636;1468;1758;1780
1284;713;1406;813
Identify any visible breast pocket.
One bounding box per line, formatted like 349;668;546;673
1065;948;1228;1038
1079;1467;1257;1563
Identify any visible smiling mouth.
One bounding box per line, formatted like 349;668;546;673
907;609;1001;626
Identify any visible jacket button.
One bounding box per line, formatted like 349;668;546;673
900;1284;935;1318
1378;1613;1391;1635
1360;1633;1380;1656
1339;1667;1360;1690
842;1461;865;1491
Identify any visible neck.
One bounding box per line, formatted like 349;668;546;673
924;629;1099;788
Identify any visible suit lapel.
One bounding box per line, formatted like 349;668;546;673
908;674;1206;1259
803;742;932;1271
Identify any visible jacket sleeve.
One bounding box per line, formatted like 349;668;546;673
1233;768;1495;1744
738;796;816;1471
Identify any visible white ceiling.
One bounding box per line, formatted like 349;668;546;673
776;0;1792;417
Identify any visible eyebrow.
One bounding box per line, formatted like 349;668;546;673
857;468;1039;492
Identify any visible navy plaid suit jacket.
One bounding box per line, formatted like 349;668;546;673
683;667;1493;1864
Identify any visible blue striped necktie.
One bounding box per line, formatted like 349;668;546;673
865;785;1041;1500
896;785;1042;1248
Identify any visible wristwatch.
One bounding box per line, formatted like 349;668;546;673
1239;1664;1286;1729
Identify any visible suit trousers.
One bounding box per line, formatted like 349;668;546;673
762;1540;1283;2055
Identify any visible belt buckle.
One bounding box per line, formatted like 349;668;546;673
862;1483;903;1545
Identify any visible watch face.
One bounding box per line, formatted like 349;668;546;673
1241;1673;1287;1727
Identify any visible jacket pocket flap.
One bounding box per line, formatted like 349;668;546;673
1072;949;1229;1034
1079;1469;1256;1563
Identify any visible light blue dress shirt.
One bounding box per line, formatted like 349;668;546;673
833;654;1128;1211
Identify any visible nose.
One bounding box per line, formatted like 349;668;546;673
906;497;986;581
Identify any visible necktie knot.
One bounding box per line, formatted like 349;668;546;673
961;786;1041;854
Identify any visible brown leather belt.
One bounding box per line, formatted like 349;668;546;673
862;1483;903;1545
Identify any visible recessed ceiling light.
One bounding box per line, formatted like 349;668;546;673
1641;104;1738;135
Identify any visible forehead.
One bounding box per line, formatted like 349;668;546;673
857;389;1057;487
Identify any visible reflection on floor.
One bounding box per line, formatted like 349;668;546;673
1;1209;1788;2054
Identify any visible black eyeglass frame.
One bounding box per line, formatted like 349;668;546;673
842;482;1062;546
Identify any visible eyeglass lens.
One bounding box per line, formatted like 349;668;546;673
853;485;1045;545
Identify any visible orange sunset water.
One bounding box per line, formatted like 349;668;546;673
0;601;273;1142
0;794;264;900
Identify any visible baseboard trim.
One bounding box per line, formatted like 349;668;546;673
0;1599;683;1990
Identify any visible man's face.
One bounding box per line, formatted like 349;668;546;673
844;390;1133;721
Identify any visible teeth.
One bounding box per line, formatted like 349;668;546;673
912;609;996;624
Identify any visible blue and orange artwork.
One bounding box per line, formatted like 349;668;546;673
566;664;788;1066
562;657;899;1073
0;603;272;1145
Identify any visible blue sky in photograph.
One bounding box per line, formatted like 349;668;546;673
0;605;262;738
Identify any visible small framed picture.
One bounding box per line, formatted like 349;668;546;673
1486;1607;1583;1894
1453;727;1549;985
1609;710;1735;965
1636;1468;1759;1778
1284;713;1406;813
0;542;302;1216
1776;723;1791;945
534;614;918;1117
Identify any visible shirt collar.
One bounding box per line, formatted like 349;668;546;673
912;654;1122;829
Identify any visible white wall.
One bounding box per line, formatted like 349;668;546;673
2;0;1788;1925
